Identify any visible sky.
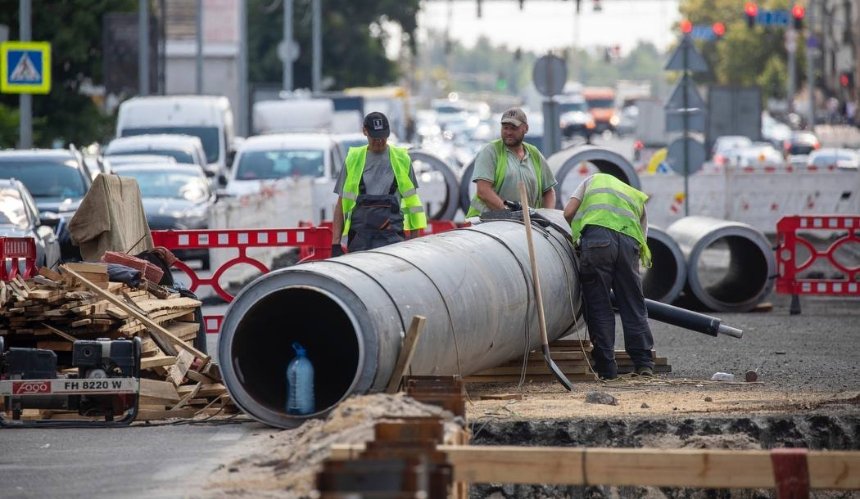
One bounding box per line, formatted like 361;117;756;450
416;0;682;56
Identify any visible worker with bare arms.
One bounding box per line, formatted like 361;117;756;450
467;107;557;217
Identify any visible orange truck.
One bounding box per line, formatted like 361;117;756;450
582;87;619;133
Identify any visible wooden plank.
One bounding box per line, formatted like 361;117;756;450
385;315;426;394
62;266;209;363
137;407;197;420
39;322;77;342
139;378;181;404
327;445;860;490
36;340;73;351
185;369;218;384
38;266;63;281
166;350;195;386
178;383;225;398
170;382;202;411
63;262;107;274
140;355;177;369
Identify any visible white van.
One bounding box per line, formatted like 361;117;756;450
116;96;236;182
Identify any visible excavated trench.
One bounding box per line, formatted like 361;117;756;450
468;414;860;498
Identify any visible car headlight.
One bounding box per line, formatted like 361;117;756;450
609;115;620;126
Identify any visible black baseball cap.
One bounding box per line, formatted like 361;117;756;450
363;112;390;138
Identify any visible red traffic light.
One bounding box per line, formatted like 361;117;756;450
712;22;726;38
744;2;758;17
680;19;693;34
791;5;805;19
840;73;850;87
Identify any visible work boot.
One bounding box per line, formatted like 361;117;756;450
634;366;654;377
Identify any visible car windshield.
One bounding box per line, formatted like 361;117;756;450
236;149;325;180
586;98;614;109
558;101;586;113
0;159;88;199
122;126;220;163
120;170;210;202
0;187;29;229
110;149;196;165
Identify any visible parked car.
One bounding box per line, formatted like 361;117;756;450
558;95;595;141
0;178;61;271
225;133;344;197
116;95;238;183
783;131;820;156
0;149;93;260
104;134;221;184
734;143;785;169
710;135;753;165
806;148;860;171
111;163;215;268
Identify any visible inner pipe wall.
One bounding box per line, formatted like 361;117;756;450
667;216;776;312
643;226;687;304
219;211;582;428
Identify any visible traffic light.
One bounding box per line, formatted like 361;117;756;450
680;19;693;34
839;71;854;88
791;4;805;30
712;22;726;39
744;2;758;28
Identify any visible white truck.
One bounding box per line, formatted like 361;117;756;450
116;96;237;183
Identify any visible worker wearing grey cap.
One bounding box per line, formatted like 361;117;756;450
467;107;557;217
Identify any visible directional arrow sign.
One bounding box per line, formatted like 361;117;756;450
665;74;705;110
664;36;709;73
0;41;51;94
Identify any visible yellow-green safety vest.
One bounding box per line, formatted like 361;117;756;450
570;173;652;267
341;145;427;235
467;139;543;217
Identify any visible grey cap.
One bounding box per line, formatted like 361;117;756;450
500;107;528;127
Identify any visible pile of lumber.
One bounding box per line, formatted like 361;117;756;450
464;339;672;383
0;262;235;421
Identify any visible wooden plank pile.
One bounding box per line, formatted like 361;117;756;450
0;262;235;421
464;339;672;383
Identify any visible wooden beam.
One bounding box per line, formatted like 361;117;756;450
39;322;77;342
328;445;860;490
61;266;209;363
385;315;426;394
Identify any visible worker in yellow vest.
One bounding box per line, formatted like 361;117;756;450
564;172;655;381
467;107;557;218
332;112;426;254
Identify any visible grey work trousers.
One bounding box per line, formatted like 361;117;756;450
579;225;654;378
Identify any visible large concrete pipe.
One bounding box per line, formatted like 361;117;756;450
643;226;687;304
548;145;642;208
667;216;776;312
408;149;460;221
218;210;582;428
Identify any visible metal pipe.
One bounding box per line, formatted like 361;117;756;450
408;149;460;221
643;226;687;304
667;216;776;312
219;210;582;428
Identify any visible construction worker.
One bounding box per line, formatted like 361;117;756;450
467;107;557;217
331;112;426;255
563;172;655;380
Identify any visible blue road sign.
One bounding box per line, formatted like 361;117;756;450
1;41;51;94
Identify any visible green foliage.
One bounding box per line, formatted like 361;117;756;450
0;103;20;148
0;0;137;147
679;0;805;95
247;0;420;90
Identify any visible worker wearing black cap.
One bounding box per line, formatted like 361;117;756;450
331;112;427;255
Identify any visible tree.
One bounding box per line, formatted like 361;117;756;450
247;0;420;90
678;0;805;101
0;1;137;147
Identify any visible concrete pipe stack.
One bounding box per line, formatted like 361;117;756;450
407;149;460;221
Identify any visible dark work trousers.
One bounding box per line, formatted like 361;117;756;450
579;225;654;378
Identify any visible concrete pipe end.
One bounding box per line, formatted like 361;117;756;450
644;227;687;304
218;268;371;429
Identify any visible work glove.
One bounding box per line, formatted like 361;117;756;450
331;244;345;257
503;200;523;211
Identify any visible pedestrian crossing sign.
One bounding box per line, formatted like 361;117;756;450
0;41;51;94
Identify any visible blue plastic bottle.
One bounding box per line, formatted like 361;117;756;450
286;342;315;415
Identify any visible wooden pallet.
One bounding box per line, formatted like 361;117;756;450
464;339;672;383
